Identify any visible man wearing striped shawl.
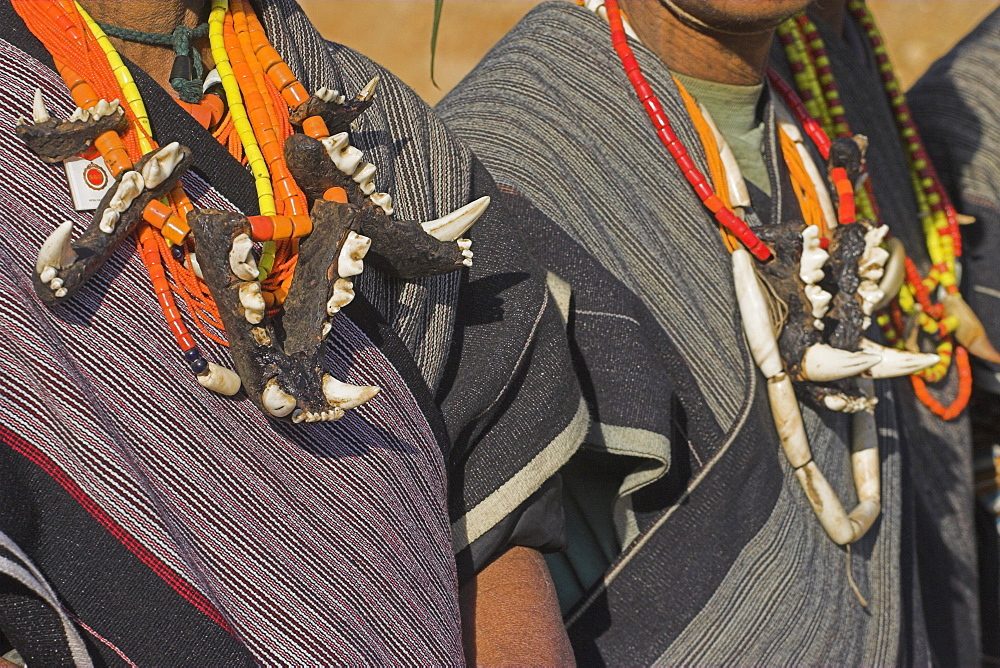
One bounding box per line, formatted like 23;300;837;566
908;8;1000;662
438;0;963;662
0;0;581;663
765;5;981;664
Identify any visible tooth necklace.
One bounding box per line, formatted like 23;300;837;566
604;0;940;544
776;6;982;421
14;0;483;423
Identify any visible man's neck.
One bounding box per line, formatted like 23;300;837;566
78;0;211;93
810;0;849;37
619;0;778;85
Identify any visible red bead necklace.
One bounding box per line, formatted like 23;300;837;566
604;0;771;261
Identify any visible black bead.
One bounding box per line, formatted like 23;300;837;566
170;54;193;82
189;357;208;374
171;245;185;261
182;347;202;362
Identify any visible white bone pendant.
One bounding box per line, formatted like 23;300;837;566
420;196;491;242
337;232;371;278
196;362;242;396
767;373;811;469
732;249;783;379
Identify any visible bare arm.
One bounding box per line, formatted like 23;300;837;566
459;546;575;666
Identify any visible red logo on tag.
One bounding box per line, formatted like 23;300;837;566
84;162;108;190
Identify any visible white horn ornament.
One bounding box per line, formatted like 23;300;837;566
229;234;259;281
337;232;370;278
32;87;50;123
800;343;881;382
322;375;380;410
196;362;242;396
35;220;77;277
420;195;490;242
261;378;296;417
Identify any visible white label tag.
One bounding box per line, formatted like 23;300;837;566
64;155;114;211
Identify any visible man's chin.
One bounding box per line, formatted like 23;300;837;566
664;0;812;34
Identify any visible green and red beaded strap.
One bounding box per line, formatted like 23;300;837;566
604;0;772;261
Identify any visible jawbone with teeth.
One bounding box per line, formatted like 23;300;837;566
15;89;127;163
187;201;379;423
32;143;193;304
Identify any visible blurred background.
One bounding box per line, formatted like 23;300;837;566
300;1;999;105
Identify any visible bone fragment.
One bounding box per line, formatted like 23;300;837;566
185;252;205;280
35;219;76;277
98;208;119;234
141;142;184;189
337;232;370;278
823;392;878;413
370;192;393;215
333;145;364;176
32;88;50;124
801;343;881;382
944;293;1000;364
732;249;783;378
804;284;832;326
420;195;490;242
196;362;242;396
858;338;939;378
874;238;906;311
326;278;355;315
68;107;90;122
859;225;890;282
857;280;884;317
321;132;349;160
238;282;266;324
322;374;380;409
109;171;144;213
767;373;811;469
795;461;856;545
49;278;63;290
229;234;259;280
261;378;296;417
39;267;57;283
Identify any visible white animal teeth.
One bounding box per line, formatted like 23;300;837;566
859;225;890;281
334;145;364;175
804;284;833;323
800;343;881;382
141;142;183;189
39;267;57;283
321;132;349;160
322;322;332;337
322;374;380;409
32;88;50;123
859;338;940;378
799;225;828;285
457;239;472;251
98;208;120;234
857;281;884;317
196;362;242;395
326;278;355;315
420;195;490;242
462;258;473;267
49;278;63;290
68;107;90;122
239;282;266;324
370;192;393;215
93;98;112;119
261;379;296;417
358;75;379;101
229;234;259;280
316;86;330;100
35;219;76;277
109;171;144;213
462;249;474;260
291;409;304;423
353;163;376;191
337;232;370;278
54;287;67;297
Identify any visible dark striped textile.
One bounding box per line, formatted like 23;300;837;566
0;0;584;662
908;10;1000;662
438;2;938;663
769;12;979;665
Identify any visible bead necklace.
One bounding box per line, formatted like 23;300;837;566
602;0;920;547
776;5;974;420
